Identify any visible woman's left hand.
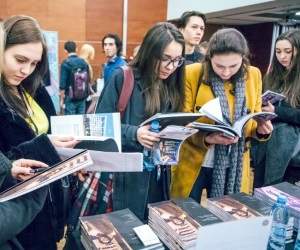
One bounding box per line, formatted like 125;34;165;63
256;119;273;135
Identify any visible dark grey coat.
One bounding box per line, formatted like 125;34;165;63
96;68;171;220
252;101;300;186
0;135;57;250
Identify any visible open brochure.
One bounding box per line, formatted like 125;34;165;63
140;98;224;129
0;150;93;202
50;113;122;151
152;125;198;165
262;90;285;106
191;98;277;138
56;147;143;172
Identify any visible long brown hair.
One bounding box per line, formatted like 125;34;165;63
264;30;300;108
203;28;250;84
0;15;48;119
130;22;185;116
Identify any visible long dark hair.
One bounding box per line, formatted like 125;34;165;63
203;28;250;84
0;15;48;119
130;22;185;115
264;29;300;108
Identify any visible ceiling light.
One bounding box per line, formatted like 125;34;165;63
295;11;300;16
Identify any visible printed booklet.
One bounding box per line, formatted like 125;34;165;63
191;98;277;138
152;125;198;165
262;90;285;106
50;113;122;151
140;97;223;128
0;150;93;202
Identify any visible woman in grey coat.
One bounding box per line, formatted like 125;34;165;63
252;30;300;186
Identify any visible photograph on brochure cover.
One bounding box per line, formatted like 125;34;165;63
0;150;93;202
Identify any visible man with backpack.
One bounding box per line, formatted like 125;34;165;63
60;40;90;115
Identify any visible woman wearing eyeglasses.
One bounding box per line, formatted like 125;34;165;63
171;28;273;202
96;22;185;220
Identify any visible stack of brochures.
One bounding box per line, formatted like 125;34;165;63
207;192;295;244
80;209;164;250
254;182;300;232
148;198;222;250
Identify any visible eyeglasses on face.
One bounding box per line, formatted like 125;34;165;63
161;55;185;68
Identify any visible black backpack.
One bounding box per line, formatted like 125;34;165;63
67;61;90;101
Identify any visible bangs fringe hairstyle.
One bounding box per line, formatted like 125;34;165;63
203;28;250;84
130;22;185;116
264;29;300;108
0;15;48;119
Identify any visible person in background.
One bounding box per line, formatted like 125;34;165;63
96;22;185;221
79;43;97;113
197;40;208;56
59;40;90;115
101;33;126;85
252;29;300;187
0;15;77;250
171;28;273;202
171;11;206;64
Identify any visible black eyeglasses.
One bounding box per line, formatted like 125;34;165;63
161;56;185;68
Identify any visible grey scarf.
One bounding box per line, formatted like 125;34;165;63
210;76;247;197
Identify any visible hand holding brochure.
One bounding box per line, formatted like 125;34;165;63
262;90;285;106
0;150;93;202
50;113;121;151
152;125;198;165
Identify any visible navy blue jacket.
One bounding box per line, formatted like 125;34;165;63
60;54;89;95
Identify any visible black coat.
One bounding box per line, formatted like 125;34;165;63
96;68;171;221
0;137;54;250
252;101;300;186
0;86;64;250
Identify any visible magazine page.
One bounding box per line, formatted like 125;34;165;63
158;125;198;141
56;147;143;172
81;216;132;250
262;90;285;105
153;139;181;165
50;113;122;151
139;112;204;128
199;97;226;125
0;150;92;202
152;126;198;165
191;122;237;138
232;111;277;137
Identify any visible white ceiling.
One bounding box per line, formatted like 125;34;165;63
206;0;300;25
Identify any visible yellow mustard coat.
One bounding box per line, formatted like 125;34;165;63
170;63;263;198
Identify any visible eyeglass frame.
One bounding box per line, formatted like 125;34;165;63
160;55;185;68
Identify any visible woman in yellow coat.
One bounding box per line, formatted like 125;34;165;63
171;28;273;201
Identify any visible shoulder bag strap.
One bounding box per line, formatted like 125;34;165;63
117;65;134;118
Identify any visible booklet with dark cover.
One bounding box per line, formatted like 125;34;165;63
262;90;285;106
0;150;93;202
80;209;164;250
172;198;223;226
